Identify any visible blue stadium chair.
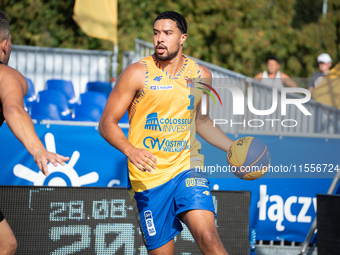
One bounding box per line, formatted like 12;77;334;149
72;103;103;122
37;90;72;120
120;111;129;124
29;102;61;122
86;81;112;98
24;77;36;110
79;92;107;111
46;79;77;106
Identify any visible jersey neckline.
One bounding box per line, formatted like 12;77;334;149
152;54;189;80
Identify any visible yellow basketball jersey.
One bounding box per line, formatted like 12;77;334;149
127;54;204;192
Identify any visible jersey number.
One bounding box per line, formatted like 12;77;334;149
187;95;195;110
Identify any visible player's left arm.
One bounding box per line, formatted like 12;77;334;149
281;73;298;87
0;68;69;176
195;65;233;152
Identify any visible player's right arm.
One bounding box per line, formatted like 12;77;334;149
99;63;157;172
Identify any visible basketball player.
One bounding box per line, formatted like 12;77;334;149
0;11;69;254
100;11;233;254
99;11;232;255
254;55;298;88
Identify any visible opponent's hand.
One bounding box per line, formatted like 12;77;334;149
33;148;70;176
126;147;157;172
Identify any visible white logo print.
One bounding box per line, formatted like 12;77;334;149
13;133;99;186
144;210;156;236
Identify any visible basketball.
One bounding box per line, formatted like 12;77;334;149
227;137;271;180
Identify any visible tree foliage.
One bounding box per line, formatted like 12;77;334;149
1;0;114;49
1;0;339;78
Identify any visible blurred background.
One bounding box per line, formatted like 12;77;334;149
2;0;339;78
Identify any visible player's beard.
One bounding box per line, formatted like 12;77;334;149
154;43;180;61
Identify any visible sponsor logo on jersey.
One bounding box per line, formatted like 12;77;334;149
143;136;190;152
144;112;190;133
144;112;161;131
150;85;173;90
153;76;162;82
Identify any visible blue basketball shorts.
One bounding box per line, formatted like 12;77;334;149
129;169;215;250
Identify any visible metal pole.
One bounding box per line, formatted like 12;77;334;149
322;0;328;20
299;170;340;254
111;43;118;87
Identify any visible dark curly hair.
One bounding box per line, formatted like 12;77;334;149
154;11;187;34
0;11;9;42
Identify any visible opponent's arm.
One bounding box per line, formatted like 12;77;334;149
195;66;233;152
99;63;157;172
0;67;69;176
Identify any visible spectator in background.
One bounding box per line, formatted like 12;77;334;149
308;53;332;93
254;55;298;88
